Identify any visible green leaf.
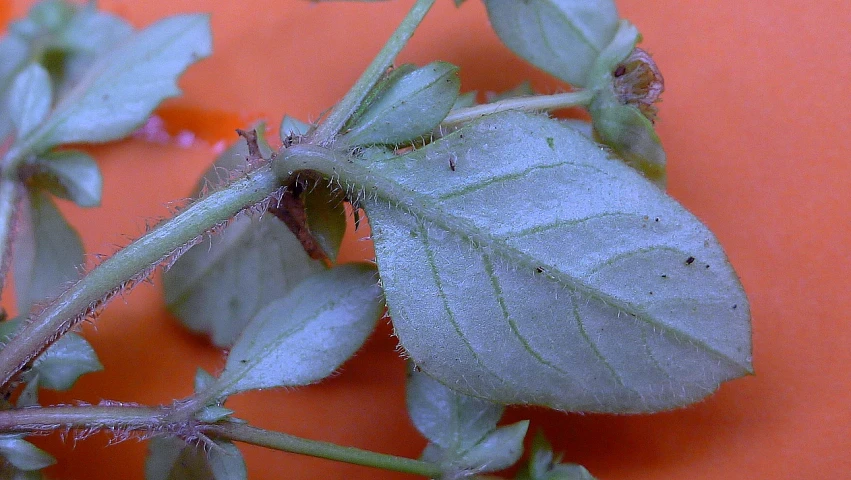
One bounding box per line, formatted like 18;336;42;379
58;4;133;55
0;436;55;471
145;437;246;480
486;80;534;103
27;331;103;390
303;183;347;263
362;111;751;413
31;149;103;207
407;366;526;475
279;115;311;141
8;64;53;139
27;0;75;34
194;367;217;393
452;91;478;110
455;421;528;474
517;431;596;480
216;264;383;396
13;191;85;313
15;377;40;408
343;62;460;146
27;13;212;150
483;0;620;87
0;317;102;391
195;406;234;423
164;138;326;347
0;35;31;140
406;364;504;452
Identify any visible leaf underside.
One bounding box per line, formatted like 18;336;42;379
364;111;751;413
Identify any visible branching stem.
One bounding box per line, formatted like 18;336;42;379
0;404;442;478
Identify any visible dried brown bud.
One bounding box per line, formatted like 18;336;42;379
612;48;664;122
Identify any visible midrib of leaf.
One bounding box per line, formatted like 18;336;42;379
282;142;748;373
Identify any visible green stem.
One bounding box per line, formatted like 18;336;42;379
308;0;437;144
0;165;282;388
207;422;442;478
440;90;595;130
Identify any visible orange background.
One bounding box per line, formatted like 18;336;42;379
2;0;850;479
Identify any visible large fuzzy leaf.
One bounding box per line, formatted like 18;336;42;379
363;111;751;413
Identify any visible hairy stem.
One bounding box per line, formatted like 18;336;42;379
0;405;165;433
0;404;442;477
0;165;282;388
207;422;442;478
308;0;437;144
440;90;595;130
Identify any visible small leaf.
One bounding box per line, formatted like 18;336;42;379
406;364;504;452
8;63;53;139
407;366;525;476
28;331;103;390
452;91;478;110
13;191;85;313
195;406;234;423
279;115;312;141
456;421;528;474
0;317;101;392
29;14;212;150
0;436;55;471
483;0;620;86
217;264;383;396
31;149;103;207
15;377;40;408
343;62;460;146
27;0;75;33
194;367;217;393
58;4;133;55
517;431;597;480
363;111;751;413
146;436;246;480
303;183;347;263
164;136;326;347
0;35;31;140
486;80;534;103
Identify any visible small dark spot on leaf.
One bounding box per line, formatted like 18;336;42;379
546;137;555;149
685;256;695;265
448;154;456;171
535;267;544;273
649;291;654;295
240;359;248;364
413;365;421;372
705;264;710;269
654;217;660;222
732;304;738;309
660;274;667;278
